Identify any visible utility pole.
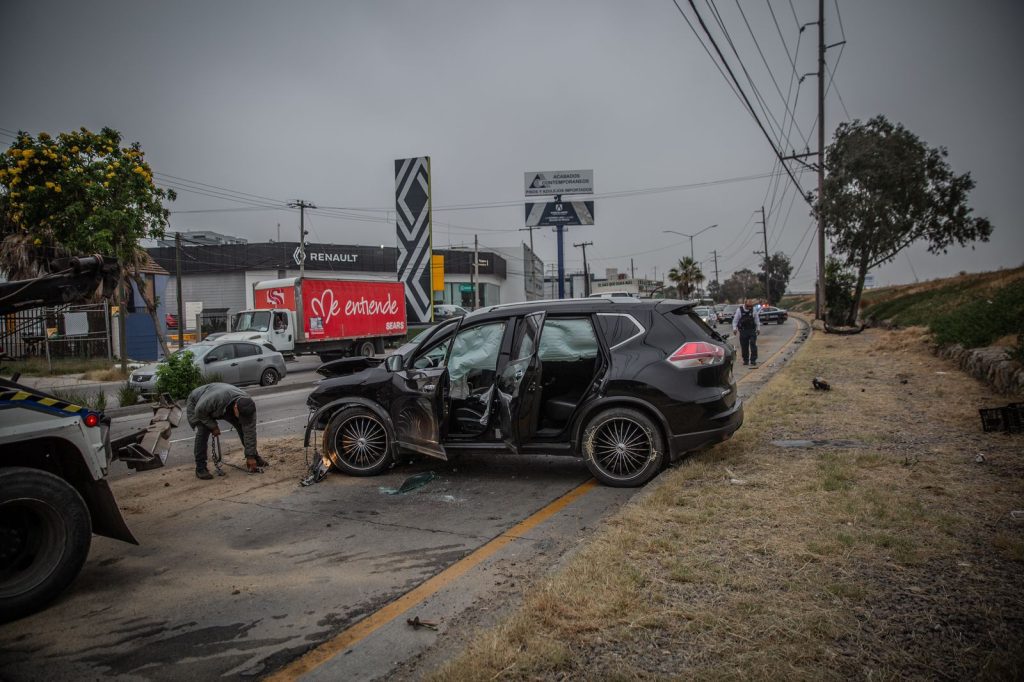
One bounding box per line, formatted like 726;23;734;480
574;241;593;297
758;205;771;302
710;249;720;295
175;232;184;350
472;234;480;309
816;0;827;321
288;199;316;277
630;257;635;280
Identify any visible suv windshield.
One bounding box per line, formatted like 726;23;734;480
232;311;272;332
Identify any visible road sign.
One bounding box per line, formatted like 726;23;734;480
524;201;595;227
459;283;475;293
524;169;593;197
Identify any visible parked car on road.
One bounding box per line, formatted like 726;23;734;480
130;341;288;397
718;304;740;324
694;305;718;327
305;298;742;487
434;304;469;321
757;306;789;324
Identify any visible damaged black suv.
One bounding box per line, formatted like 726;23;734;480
305;298;741;487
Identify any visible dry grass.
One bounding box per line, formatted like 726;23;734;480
431;327;1024;681
82;367;129;381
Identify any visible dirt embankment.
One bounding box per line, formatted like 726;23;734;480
432;326;1024;680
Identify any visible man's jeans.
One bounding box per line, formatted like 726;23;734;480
739;330;758;364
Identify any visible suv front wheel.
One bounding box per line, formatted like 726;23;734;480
323;407;392;476
580;408;666;487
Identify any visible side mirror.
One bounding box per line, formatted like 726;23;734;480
204;355;216;364
385;354;404;372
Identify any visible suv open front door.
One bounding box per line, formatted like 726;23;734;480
498;311;545;452
390;318;462;460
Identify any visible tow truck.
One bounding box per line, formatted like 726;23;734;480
0;255;182;622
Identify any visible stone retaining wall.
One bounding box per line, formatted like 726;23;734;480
936;344;1024;397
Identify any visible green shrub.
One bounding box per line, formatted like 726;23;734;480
155;351;203;400
117;382;141;407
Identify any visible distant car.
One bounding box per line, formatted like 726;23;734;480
718;304;741;324
129;341;288;397
165;313;178;330
757;306;789;324
693;306;718;327
434;304;469;321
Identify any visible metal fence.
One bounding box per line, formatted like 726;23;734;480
1;302;111;366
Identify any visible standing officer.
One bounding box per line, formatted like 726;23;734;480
186;383;268;479
732;298;762;366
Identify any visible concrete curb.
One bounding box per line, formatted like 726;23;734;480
103;378;318;418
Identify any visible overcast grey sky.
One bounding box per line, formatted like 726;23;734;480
3;0;1021;290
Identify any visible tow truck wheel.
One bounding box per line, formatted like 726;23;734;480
0;467;92;623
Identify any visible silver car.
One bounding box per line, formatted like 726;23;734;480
129;341;288;397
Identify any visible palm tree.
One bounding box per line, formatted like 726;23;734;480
667;257;705;299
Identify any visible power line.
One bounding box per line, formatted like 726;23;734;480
676;0;811;205
733;0;811;149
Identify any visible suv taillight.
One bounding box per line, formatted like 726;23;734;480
667;341;725;368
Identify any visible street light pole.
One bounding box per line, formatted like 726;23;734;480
662;224;718;261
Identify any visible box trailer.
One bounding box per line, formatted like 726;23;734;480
220;277;407;360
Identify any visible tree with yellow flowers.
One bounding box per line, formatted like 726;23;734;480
0;127;177;359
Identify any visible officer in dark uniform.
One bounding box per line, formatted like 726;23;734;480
731;298;762;366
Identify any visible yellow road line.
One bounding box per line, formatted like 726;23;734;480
271;320;809;680
267;479;600;681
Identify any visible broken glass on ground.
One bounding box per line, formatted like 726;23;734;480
380;471;438;495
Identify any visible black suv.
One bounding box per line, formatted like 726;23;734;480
304;299;742;487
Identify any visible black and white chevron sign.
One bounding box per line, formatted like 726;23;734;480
395;156;433;324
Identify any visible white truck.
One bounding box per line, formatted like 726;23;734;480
218;276;408;361
0;256;181;621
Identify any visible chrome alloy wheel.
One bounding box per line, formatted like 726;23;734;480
331;413;389;471
590;417;653;480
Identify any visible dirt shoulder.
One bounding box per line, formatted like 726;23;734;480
431;327;1024;680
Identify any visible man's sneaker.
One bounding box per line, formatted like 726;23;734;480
750;360;758;366
196;467;214;480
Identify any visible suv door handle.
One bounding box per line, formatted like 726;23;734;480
231;362;239;366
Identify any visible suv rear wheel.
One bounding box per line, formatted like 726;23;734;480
323;407;392;476
580;408;666;487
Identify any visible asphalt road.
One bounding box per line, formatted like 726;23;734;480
0;319;806;681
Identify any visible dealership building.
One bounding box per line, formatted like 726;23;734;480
146;239;544;328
